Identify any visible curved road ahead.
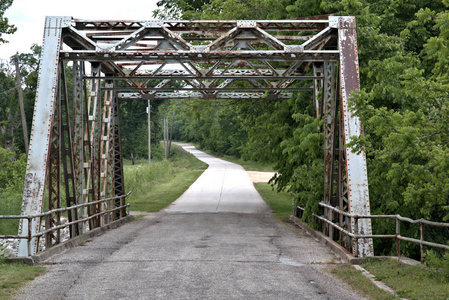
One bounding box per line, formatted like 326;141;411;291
16;145;363;299
165;144;268;213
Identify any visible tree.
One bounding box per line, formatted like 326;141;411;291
0;0;16;44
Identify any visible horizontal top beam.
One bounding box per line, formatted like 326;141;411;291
60;50;339;61
72;19;330;32
118;91;293;100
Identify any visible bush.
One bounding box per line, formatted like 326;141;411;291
424;249;449;282
0;148;26;235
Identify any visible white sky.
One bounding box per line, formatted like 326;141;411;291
0;0;160;60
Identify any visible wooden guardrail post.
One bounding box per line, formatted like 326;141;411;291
420;220;424;263
395;216;400;257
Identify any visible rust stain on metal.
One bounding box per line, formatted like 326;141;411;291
15;15;373;258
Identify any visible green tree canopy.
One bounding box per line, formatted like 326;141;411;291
0;0;16;44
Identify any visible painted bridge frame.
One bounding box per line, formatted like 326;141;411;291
17;16;373;257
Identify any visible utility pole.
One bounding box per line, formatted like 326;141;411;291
14;53;29;155
168;111;174;158
147;99;151;165
163;117;168;160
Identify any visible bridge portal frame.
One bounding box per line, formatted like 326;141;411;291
17;16;373;257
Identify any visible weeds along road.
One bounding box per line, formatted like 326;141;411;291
15;144;364;300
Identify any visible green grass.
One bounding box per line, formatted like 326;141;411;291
331;257;449;300
0;192;21;235
254;183;293;219
361;257;449;299
0;263;46;299
331;264;397;300
124;145;207;211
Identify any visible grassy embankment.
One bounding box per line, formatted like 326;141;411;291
124;144;207;211
332;257;449;299
0;264;45;299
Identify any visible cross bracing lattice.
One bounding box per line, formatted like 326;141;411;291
17;16;373;258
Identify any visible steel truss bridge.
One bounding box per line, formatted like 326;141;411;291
17;16;373;257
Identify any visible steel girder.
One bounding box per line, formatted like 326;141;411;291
17;15;373;257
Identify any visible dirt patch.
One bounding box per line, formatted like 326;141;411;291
247;171;276;183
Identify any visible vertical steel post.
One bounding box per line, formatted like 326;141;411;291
100;82;114;224
73;61;85;234
332;16;374;257
420;220;424;263
396;217;400;257
148;99;151;165
84;63;102;229
323;61;336;238
111;86;126;219
60;63;78;237
313;63;323;119
46;73;61;247
17;17;71;256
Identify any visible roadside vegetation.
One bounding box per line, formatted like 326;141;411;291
124;145;207;212
0;263;45;299
253;183;292;220
0;148;26;235
332;257;449;299
331;264;397;300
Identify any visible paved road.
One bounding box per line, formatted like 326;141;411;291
165;143;268;213
16;145;363;299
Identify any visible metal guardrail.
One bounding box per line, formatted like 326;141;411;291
297;202;449;262
0;193;130;256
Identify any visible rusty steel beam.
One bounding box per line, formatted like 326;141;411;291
322;61;336;239
17;17;70;257
111;89;125;219
333;16;373;257
18;15;373;258
72;19;329;32
60;64;78;237
72;61;85;234
117;92;293;100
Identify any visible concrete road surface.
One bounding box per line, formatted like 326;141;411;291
15;145;363;299
165;143;268;213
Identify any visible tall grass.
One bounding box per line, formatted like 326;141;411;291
123;145;207;211
124;159;173;195
0;145;207;235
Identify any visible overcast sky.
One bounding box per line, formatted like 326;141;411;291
0;0;159;60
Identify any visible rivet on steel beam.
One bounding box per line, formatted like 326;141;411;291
146;21;163;28
285;45;304;53
237;20;257;28
328;16;339;29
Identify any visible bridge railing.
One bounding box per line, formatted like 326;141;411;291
297;202;449;262
0;193;130;256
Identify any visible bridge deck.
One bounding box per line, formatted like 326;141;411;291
15;146;364;299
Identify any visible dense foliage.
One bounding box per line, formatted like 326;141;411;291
1;0;449;259
0;0;15;44
154;0;449;258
